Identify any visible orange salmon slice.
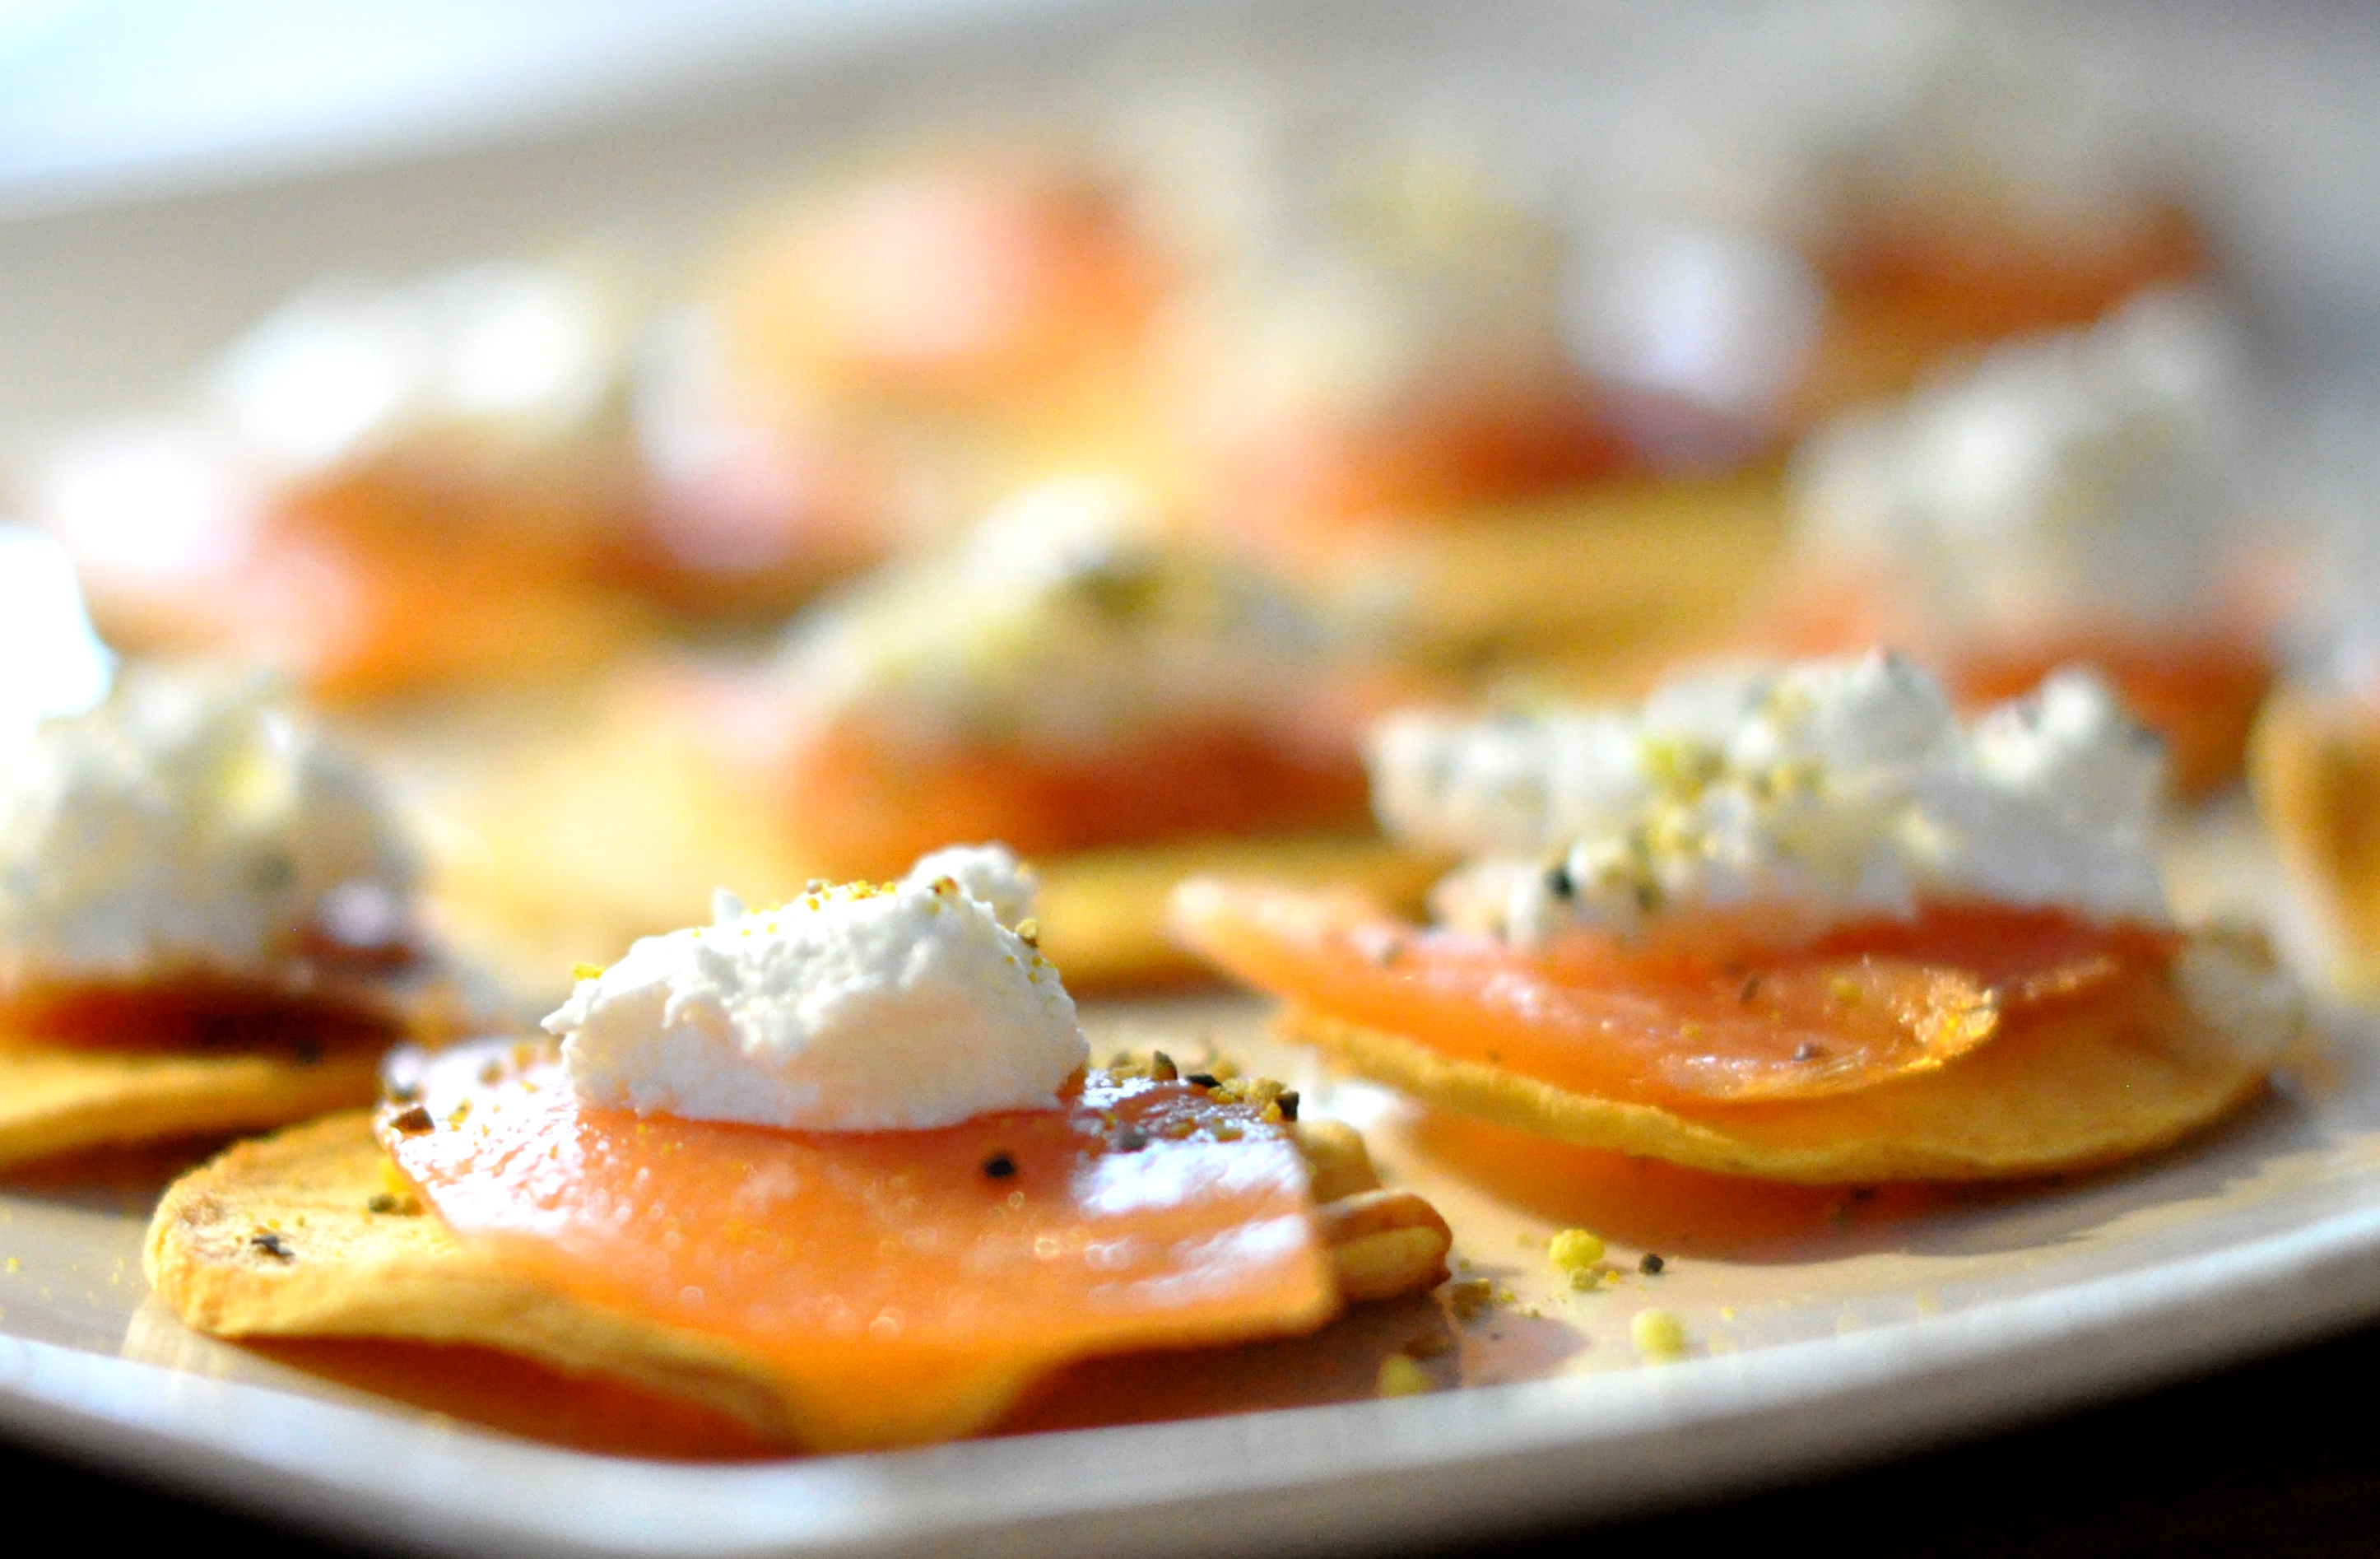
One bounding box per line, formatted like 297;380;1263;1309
1172;881;2178;1110
378;1041;1338;1450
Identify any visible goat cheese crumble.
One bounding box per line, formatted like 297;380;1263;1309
775;476;1345;752
1792;286;2248;635
1371;653;2167;943
0;668;419;989
549;844;1087;1130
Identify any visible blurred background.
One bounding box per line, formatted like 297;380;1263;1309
8;0;2380;996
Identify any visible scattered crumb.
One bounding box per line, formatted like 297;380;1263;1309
1632;1308;1689;1362
1447;1278;1496;1323
1639;1253;1666;1276
1376;1356;1435;1398
1547;1229;1605;1273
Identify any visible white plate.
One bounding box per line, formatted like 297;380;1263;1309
6;3;2380;1553
4;938;2380;1559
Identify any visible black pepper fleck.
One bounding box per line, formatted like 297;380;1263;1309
1114;1129;1150;1152
251;1231;295;1262
389;1104;435;1134
1791;1040;1823;1063
1149;1051;1178;1082
1276;1091;1299;1122
366;1193;398;1214
983;1152;1017;1180
1185;1073;1221;1090
1544;861;1575;900
1639;1253;1666;1276
1739;975;1761;1003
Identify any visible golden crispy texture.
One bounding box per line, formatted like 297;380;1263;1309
1033;835;1444;989
1284;932;2297;1184
1359;471;1786;659
145;1108;1450;1447
2252;687;2380;992
0;1047;382;1175
143;1113;807;1437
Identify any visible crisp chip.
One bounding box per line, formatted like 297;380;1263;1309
145;1096;1448;1450
0;1046;383;1174
1284;932;2296;1183
1033;835;1443;989
143;1112;808;1439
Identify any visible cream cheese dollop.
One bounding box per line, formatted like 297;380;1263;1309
0;667;419;989
548;844;1087;1131
776;476;1346;752
1792;286;2249;635
1371;652;2167;943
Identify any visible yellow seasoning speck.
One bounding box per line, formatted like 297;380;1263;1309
1547;1229;1605;1272
2;1258;16;1273
1376;1356;1434;1398
1632;1307;1688;1362
570;962;604;981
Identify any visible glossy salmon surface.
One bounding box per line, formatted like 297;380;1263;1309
377;1040;1337;1450
1173;881;2179;1110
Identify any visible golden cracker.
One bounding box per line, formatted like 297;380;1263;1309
143;1112;829;1443
1033;835;1443;989
0;1047;383;1175
1285;937;2291;1183
146;1105;1448;1450
1360;470;1787;659
2252;687;2380;994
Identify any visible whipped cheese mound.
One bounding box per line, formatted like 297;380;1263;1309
777;476;1345;751
1372;653;2167;943
1792;286;2248;634
0;668;419;989
549;844;1087;1131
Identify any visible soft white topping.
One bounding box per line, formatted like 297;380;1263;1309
1792;287;2249;633
1371;653;2168;942
1119;87;1574;427
548;844;1085;1131
0;668;418;989
208;260;630;477
777;477;1344;751
0;525;114;769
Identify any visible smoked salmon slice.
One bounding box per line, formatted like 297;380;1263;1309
378;1040;1338;1450
1171;880;2180;1110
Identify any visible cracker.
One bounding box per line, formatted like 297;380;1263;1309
0;1047;383;1175
146;1103;1448;1450
1034;835;1443;989
2252;687;2380;992
143;1112;812;1440
1356;471;1786;659
1285;933;2296;1183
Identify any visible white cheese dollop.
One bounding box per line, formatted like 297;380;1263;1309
1371;652;2167;942
0;667;419;989
777;477;1346;752
1792;286;2249;635
548;844;1087;1131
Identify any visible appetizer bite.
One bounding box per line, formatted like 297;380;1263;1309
146;846;1451;1450
1778;1;2210;415
642;156;1174;617
1177;654;2299;1182
35;263;651;700
676;476;1437;984
1135;98;1790;664
1776;287;2275;796
0;668;463;1170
